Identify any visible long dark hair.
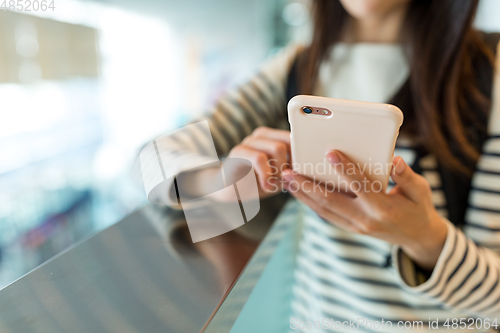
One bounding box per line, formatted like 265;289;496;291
298;0;496;176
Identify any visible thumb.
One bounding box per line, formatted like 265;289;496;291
391;156;428;203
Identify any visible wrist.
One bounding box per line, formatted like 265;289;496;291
401;214;448;272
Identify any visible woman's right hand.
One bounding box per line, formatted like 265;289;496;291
227;126;291;198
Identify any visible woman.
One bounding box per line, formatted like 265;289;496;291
147;0;500;330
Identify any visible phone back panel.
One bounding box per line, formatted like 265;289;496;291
288;95;403;191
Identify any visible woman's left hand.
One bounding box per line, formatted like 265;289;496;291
281;150;448;272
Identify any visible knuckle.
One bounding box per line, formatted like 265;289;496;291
318;195;330;207
375;202;392;220
422;180;432;193
362;219;380;233
254;152;268;165
316;208;329;219
273;142;287;155
415;175;431;192
241;136;253;145
356;227;369;235
252;126;268;137
413;173;425;183
370;209;384;222
228;144;242;156
356;227;368;235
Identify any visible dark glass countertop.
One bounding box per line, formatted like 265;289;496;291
0;194;291;333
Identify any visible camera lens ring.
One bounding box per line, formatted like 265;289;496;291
303;107;313;114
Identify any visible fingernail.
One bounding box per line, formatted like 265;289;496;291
281;170;293;182
395;158;406;175
326;151;341;165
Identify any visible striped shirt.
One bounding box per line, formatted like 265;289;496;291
150;41;500;331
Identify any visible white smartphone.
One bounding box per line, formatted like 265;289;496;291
288;95;403;192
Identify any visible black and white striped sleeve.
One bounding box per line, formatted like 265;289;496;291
142;45;300;206
393;41;500;318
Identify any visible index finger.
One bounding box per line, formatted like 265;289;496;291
282;169;362;223
326;150;377;199
251;126;291;165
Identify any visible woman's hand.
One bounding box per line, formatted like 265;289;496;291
176;126;290;201
227;126;291;198
281;150;448;272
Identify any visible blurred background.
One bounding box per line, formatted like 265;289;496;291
0;0;499;289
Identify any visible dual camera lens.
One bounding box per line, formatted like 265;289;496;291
302;106;331;116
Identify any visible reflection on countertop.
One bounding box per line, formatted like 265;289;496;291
0;193;289;333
